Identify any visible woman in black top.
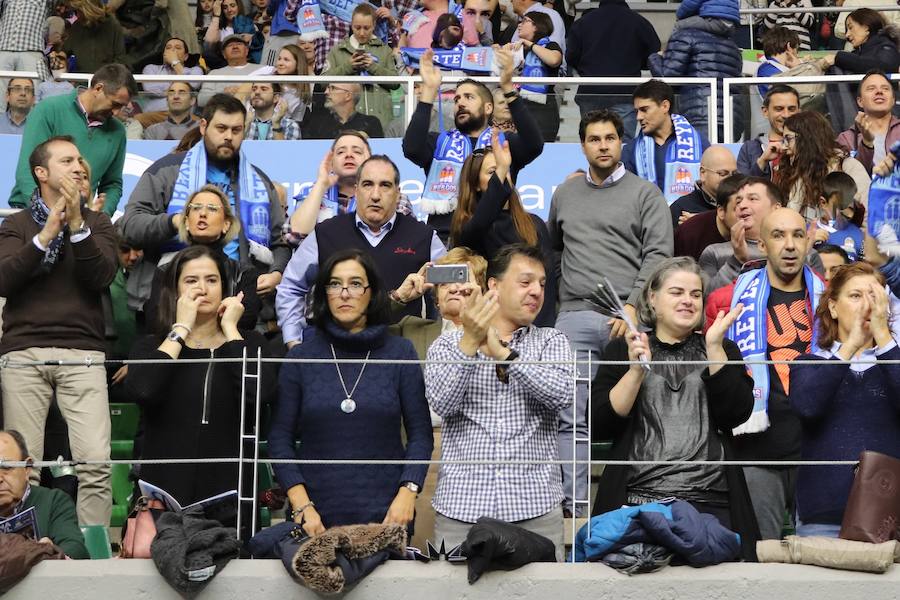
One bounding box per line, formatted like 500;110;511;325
450;128;557;327
127;245;276;509
508;12;562;142
820;8;900;74
591;257;760;560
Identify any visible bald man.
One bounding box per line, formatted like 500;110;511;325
669;145;737;230
705;207;827;541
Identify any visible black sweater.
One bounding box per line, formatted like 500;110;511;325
591;334;761;561
452;174;558;326
835;33;900;74
126;331;277;505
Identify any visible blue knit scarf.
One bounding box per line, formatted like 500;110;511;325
519;37;551;103
727;265;824;436
868;143;900;257
168;143;271;251
283;0;328;40
634;113;702;206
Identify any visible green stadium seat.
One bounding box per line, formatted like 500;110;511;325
109;463;132;528
80;525;112;559
109;403;140;459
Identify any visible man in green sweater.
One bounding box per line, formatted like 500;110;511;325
0;430;88;559
548;109;673;517
8;63;137;216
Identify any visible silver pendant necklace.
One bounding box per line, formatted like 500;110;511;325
330;344;370;414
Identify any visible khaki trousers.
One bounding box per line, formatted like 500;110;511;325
1;347;111;526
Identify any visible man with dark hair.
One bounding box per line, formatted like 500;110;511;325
424;243;573;559
402;46;543;242
245;82;302;140
815;244;850;281
737;84;799;177
566;0;660;139
143;81;199;141
812;171;864;261
0;77;35;134
549;108;672;516
622;79;709;205
674;173;745;261
302;82;384;140
669;145;737;230
0;430;88;558
0;136;118;528
141;37;204;113
120;93;288;315
9;63;136;216
837;70;900;176
277;155;446;348
756;27;801;99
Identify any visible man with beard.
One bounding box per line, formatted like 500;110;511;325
120;94;289;317
244;82;302;140
402;46;543;242
301;82;384;140
8;64;137;216
704;208;825;540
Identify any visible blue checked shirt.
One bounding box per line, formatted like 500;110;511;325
247;116;302;141
0;0;57;52
424;326;574;523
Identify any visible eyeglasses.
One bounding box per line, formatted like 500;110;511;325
8;85;33;95
188;203;222;213
781;134;798;145
325;281;370;296
699;166;734;178
326;85;353;94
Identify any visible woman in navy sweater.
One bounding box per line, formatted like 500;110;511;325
790;262;900;537
269;249;433;537
450;128;557;327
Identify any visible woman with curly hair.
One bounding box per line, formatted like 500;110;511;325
775;111;870;224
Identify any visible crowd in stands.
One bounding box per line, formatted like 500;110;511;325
0;0;899;573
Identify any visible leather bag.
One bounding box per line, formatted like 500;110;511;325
120;497;165;558
839;450;900;544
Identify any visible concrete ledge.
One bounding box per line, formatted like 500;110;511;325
8;559;900;599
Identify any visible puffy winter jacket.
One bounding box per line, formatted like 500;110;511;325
648;16;744;139
834;33;900;74
676;0;740;25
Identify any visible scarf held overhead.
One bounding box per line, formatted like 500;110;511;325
168;142;272;251
634;113;702;206
727;265;824;436
422;127;500;214
518;37;551;104
284;0;328;40
400;45;494;73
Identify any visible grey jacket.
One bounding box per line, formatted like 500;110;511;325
699;238;824;294
120;150;289;310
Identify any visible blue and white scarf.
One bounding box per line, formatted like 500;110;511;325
868;139;900;257
727;265;824;436
168;142;272;254
634;113;702;206
519;37;551;104
401;1;462;35
293;184;356;220
401;45;494;73
422;126;500;214
284;0;328;40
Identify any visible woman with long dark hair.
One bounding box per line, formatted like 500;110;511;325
268;249;433;536
126;245;276;507
775;111;870;224
820;8;900;74
790;261;900;537
592;257;760;560
451;128;557;326
509;11;562;142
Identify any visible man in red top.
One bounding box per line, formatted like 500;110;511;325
705;207;825;541
673;173;744;261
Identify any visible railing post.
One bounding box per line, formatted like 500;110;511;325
709;78;719;144
723;79;734;144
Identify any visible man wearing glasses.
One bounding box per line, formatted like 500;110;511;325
668;145;737;231
143;82;199;141
8;64;137;216
0;78;35;135
301;83;384;140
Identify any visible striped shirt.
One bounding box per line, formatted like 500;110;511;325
424;326;574;523
763;0;814;51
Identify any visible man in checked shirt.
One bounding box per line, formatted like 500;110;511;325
424;243;573;560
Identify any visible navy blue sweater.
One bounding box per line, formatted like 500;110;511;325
269;321;433;528
789;345;900;525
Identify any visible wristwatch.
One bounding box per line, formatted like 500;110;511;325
401;481;421;495
166;329;186;346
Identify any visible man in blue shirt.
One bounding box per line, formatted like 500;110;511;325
0;77;34;134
